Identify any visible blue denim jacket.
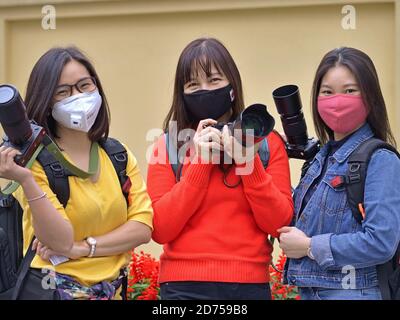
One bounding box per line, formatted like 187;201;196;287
284;123;400;289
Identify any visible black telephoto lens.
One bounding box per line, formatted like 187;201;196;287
272;84;308;146
0;84;32;145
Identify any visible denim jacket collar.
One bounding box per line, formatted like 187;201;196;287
315;123;374;164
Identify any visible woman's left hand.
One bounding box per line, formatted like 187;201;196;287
221;125;261;165
278;226;311;259
33;238;90;261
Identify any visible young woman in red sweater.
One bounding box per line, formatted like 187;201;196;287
147;37;294;300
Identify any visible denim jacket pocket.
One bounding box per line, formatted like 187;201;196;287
320;174;347;216
317;174;348;234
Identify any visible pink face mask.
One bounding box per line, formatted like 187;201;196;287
317;94;368;134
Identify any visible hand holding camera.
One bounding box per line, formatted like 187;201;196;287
215;103;275;164
193;119;223;163
0;145;32;184
221;125;261;165
191;104;276;164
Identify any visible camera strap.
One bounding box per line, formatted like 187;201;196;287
0;135;100;195
41;135;99;179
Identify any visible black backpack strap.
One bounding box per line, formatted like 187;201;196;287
300;159;313;180
121;274;128;300
386;245;400;299
36;138;129;208
36;148;74;209
377;255;394;300
11;237;36;300
99;138;130;206
375;237;400;300
345;138;400;224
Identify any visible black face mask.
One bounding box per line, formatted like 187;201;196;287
183;84;235;121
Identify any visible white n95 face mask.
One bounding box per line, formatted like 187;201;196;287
52;90;102;132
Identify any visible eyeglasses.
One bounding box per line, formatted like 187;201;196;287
54;77;97;102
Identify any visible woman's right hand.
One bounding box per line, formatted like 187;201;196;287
32;238;87;261
193;119;223;163
0;146;32;184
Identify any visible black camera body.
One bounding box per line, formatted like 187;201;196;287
286;137;320;160
211;104;275;146
212;121;232;132
272;85;320;161
1;122;46;166
0;84;46;166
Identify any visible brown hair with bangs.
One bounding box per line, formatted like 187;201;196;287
25;46;110;142
163;38;244;135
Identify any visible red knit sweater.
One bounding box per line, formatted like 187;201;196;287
147;131;293;284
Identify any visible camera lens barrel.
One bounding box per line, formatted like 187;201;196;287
272;84;309;146
0;84;32;145
280;113;308;145
239;104;275;143
272;84;302;116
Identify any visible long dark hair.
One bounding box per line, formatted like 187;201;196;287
311;47;396;147
25;46;110;142
163;38;244;135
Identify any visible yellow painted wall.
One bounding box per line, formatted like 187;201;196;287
0;0;398;259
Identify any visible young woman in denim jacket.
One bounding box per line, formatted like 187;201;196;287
279;47;400;300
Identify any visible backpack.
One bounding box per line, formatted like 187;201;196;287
0;137;129;299
164;132;270;181
302;137;400;300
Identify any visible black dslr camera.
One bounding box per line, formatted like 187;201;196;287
0;84;46;167
212;103;275;146
272;85;319;160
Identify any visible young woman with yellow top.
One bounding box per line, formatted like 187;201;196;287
0;46;153;300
